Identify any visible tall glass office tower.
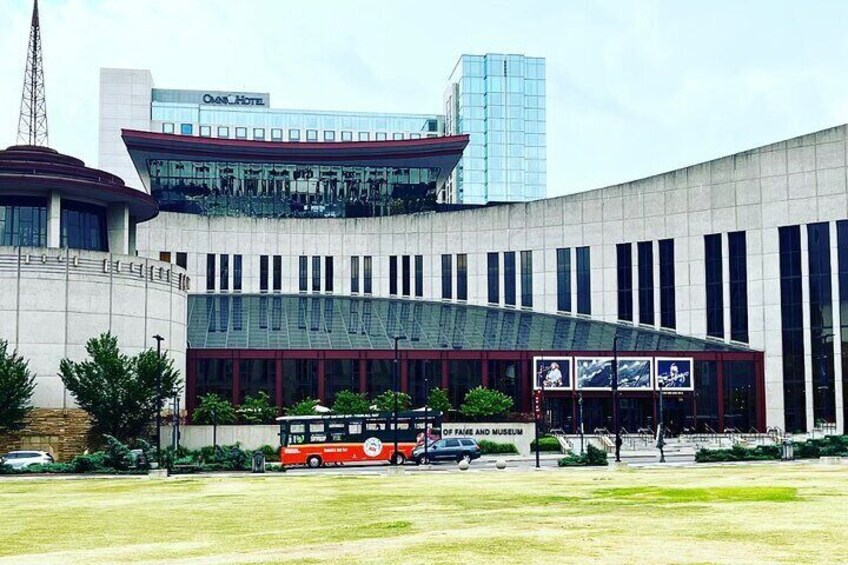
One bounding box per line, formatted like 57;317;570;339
443;54;546;204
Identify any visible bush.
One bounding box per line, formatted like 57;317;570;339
257;444;280;462
477;440;519;455
460;387;513;420
558;444;609;467
426;387;451;415
71;452;108;472
372;391;412;413
0;339;36;433
695;444;781;463
332;390;370;415
239;391;277;424
193;393;238;425
530;436;562;452
23;463;75;474
286;398;320;416
194;443;251;471
103;434;133;470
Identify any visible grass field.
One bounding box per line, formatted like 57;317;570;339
1;463;847;564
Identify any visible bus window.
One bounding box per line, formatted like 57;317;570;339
310;422;325;433
328;421;345;430
395;422;410;430
349;422;362;435
289;434;305;444
291;424;305;434
366;421;386;431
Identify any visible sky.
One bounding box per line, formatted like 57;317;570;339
2;0;848;197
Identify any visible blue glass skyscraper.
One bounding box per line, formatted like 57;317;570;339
444;54;546;204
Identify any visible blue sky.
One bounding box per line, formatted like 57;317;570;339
2;0;848;196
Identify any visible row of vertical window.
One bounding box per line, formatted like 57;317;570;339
704;232;748;343
616;240;675;329
158;251;188;270
388;255;424;298
161;122;425;142
206;254;243;292
350;256;373;294
440;254;469;301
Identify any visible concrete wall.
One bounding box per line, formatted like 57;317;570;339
443;422;536;455
137;124;848;433
0;246;188;408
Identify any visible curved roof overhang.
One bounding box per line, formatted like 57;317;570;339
0;145;158;221
121;129;469;193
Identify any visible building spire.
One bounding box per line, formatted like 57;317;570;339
17;0;48;146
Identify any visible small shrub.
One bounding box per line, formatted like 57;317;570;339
372;391;412;413
103;435;132;470
286;398;320;416
530;436;562;452
426;388;451;415
192;393;237;425
460;387;513;420
23;463;74;474
558;444;609;467
0;463;19;475
332;390;370;415
257;444;280;462
71;452;107;472
238;391;278;424
477;440;519;455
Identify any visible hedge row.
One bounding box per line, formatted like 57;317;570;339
558;444;608;467
477;440;519;455
695;435;848;463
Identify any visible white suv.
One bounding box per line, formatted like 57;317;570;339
0;451;54;469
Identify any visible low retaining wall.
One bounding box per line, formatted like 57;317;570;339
442;423;536;455
0;408;92;462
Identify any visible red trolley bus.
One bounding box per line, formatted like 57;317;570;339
277;411;442;468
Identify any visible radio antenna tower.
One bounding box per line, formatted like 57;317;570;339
17;0;48;146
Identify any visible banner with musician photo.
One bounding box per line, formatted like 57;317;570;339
533;357;572;391
655;358;694;390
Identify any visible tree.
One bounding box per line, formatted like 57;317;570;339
332;390;370;414
426;387;452;415
238;391;278;424
59;333;181;442
372;391;412;412
286;398;319;416
460;387;514;420
0;340;36;433
192;393;237;425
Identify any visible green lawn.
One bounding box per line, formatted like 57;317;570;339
1;464;847;564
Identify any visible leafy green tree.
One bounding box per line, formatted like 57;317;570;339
238;391;278;424
0;340;36;433
286;398;319;416
426;387;452;415
192;393;237;425
460;386;513;420
372;391;412;412
331;390;370;414
59;333;181;442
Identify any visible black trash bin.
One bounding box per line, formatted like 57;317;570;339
252;451;266;473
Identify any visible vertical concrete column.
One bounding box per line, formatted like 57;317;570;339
107;203;130;255
46;191;61;248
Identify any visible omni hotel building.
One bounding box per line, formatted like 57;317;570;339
5;66;848;437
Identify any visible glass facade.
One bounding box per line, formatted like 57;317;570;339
487;252;499;304
520;251;533;307
389;256;398;296
238;359;274;403
363;256;372;294
556;248;571;313
259;255;268;292
273;255;282;292
350;256;360;294
233;255;242;291
807;222;836;423
728;231;748;343
325;256;334;292
659;239;676;330
444;54;546;204
457;254;468;301
576;246;591;315
504;251;516;306
60;201;108;251
219;254;229;291
637;241;654;325
414;255;423;298
0;196;47;247
401;255;410;296
283;359;318;405
779;225;806;432
206;254;215;291
616;243;633;322
704;234;724;339
441;254;452;299
148;160;441;219
837;221;848;429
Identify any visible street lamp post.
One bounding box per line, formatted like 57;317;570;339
578;391;585;455
657;377;666;463
534;378;545;469
152;334;164;464
423;372;429;464
612;336;621;463
392;335;405;465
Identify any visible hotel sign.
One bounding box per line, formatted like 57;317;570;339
202;93;266;107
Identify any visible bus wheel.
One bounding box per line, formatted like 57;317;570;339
306;455;323;469
392;452;406;466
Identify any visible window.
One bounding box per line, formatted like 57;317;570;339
638;241;654;325
441;254;452;299
704;234;724;338
616;243;633;322
217;126;229;138
341;131;353;142
176;252;187;270
162;122;175;134
273;255;282;292
375;132;387;141
299;256;308;292
410;133;421;139
659;239;676;329
61;202;107;251
780;225;806;432
457;254;468;301
487;252;500;304
312;256;321;291
504;251;516;306
364;256;373;294
271;128;282;141
728;232;748;342
233;255;242;292
351;256;360;293
358;132;370;141
206;254;215;292
259;255;269;292
392;133;404;140
556;248;571;313
836;221;848;429
520;251;532;307
288;129;300;141
324;130;336;142
414;255;423;297
577;247;591;315
402;255;411;296
325;256;334;292
199;125;211;137
235;127;247;139
251;128;264;140
389;256;398;295
159;251;171;263
306;129;318;141
180;123;193;136
807;222;835;423
220;254;229;291
0;196;47;247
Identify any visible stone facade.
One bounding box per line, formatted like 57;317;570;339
0;409;92;462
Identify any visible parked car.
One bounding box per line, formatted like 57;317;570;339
412;438;481;465
0;451;54;469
